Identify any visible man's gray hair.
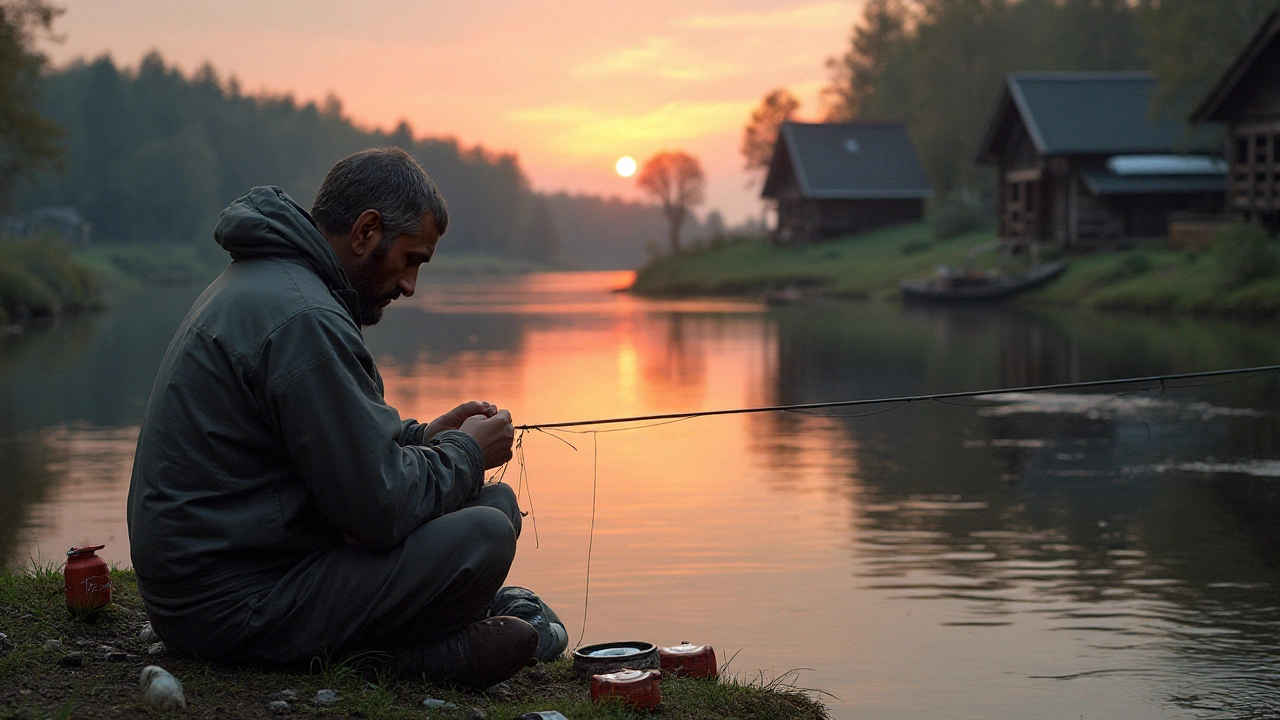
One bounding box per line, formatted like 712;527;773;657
311;147;449;247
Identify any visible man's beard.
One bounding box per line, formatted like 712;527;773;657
351;243;400;326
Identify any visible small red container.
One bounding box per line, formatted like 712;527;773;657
64;545;111;614
590;669;661;710
659;643;717;679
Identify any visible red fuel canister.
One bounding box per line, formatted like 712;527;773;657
659;642;717;679
64;545;111;614
590;669;661;710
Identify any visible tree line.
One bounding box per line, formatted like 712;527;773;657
3;42;712;268
749;0;1280;200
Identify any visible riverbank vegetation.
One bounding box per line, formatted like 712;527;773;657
0;238;98;327
630;220;1280;318
0;566;829;719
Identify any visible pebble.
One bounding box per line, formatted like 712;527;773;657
139;665;187;711
139;623;160;643
148;641;167;655
18;613;34;621
485;682;512;698
314;689;338;706
99;645;128;662
275;689;299;700
422;697;458;710
60;651;84;667
466;708;488;720
44;639;66;653
267;700;291;714
0;633;12;656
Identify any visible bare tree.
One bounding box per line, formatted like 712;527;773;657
740;89;799;179
636;151;705;254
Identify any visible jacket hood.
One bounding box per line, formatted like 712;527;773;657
214;186;363;324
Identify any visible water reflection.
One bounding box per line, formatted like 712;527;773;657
3;273;1279;719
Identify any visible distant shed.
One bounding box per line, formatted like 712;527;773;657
762;121;932;243
1191;9;1280;226
977;72;1225;250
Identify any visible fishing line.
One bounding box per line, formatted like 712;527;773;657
506;363;1280;653
573;430;599;650
514;364;1280;431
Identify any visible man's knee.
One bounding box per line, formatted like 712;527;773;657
468;483;522;538
406;505;518;584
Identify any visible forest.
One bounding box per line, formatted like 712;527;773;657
10;52;696;269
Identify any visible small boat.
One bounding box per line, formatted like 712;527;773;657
899;260;1067;302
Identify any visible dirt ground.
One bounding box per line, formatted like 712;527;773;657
0;569;829;719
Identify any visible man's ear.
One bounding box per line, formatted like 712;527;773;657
348;209;384;258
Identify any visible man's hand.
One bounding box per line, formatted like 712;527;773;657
459;409;515;470
424;401;498;441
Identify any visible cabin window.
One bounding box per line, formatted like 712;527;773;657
1009;182;1020;202
1024;183;1035;213
1273;134;1280;164
1237;136;1250;166
1257;134;1270;165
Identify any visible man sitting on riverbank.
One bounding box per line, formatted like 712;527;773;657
127;147;566;688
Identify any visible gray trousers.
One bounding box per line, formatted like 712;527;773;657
148;483;522;667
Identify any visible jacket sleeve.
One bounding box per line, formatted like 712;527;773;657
256;308;486;550
399;419;431;446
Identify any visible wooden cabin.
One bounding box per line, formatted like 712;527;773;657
977;72;1225;250
1191;10;1280;228
762;121;932;243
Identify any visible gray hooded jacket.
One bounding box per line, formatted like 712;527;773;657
127;186;485;595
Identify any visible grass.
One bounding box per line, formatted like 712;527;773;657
629;221;1280;318
0;567;830;719
75;243;228;291
630;224;996;300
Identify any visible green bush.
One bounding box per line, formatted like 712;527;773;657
931;192;993;240
0;239;100;322
1101;252;1156;283
4;240;97;310
0;260;60;320
1214;220;1278;288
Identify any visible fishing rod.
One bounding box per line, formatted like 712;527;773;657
515;364;1280;431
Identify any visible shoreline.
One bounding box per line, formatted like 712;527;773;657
627;222;1280;319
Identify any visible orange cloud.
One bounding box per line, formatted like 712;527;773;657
508;100;752;156
677;2;857;30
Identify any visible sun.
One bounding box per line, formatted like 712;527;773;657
615;156;637;177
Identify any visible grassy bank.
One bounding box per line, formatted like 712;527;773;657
0;240;100;328
0;567;829;719
630;221;1280;317
74;244;553;292
630;224;996;300
75;244;228;291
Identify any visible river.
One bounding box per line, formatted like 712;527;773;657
3;270;1279;719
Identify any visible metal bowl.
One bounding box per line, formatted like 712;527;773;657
571;641;659;678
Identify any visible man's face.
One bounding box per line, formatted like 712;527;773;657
351;213;439;326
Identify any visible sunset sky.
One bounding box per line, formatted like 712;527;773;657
39;0;864;224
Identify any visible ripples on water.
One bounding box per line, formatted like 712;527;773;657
4;275;1280;719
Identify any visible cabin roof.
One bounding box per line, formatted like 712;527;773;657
977;72;1216;162
761;121;933;200
1191;9;1280;123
